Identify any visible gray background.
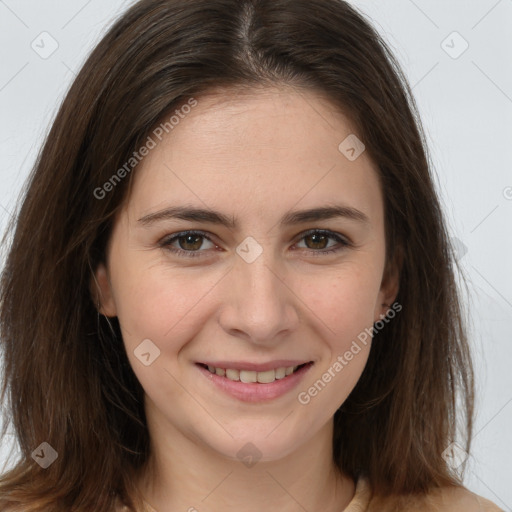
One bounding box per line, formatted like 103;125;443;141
0;0;511;508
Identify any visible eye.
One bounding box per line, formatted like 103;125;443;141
159;230;217;258
159;229;350;259
294;229;350;256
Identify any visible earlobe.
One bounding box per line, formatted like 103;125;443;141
90;263;117;317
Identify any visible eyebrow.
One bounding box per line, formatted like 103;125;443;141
137;204;370;229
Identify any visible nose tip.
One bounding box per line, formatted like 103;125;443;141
218;244;299;344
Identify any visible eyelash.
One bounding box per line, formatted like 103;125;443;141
158;229;351;259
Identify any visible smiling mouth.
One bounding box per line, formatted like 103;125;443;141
197;362;312;384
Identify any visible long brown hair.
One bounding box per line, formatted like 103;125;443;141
0;0;474;510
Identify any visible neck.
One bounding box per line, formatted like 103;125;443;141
134;403;355;512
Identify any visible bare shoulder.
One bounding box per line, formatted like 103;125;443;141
420;485;504;512
367;484;504;512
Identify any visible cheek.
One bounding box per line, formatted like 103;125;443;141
303;261;382;341
298;345;370;421
296;295;374;417
293;262;380;411
110;259;222;355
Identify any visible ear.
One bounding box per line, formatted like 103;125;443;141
374;247;402;322
90;262;117;317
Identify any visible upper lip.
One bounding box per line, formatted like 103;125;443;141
198;360;312;372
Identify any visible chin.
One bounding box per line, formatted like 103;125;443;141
192;417;316;465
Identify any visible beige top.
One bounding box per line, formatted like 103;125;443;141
115;477;371;511
116;477;504;511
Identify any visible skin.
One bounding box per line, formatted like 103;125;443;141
93;86;400;512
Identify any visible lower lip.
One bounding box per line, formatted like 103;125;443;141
196;363;314;403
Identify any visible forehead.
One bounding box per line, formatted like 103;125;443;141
125;86;383;227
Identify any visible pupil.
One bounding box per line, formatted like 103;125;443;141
307;233;327;249
180;235;202;251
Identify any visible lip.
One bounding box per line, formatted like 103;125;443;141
195;361;314;403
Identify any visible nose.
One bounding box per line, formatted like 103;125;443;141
218;246;300;345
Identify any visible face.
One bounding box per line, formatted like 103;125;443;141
93;86;398;463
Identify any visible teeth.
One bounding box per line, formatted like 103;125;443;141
206;364;302;383
257;369;275;383
240;370;257;383
225;369;240;381
275;367;286;379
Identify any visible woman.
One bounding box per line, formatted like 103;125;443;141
0;0;503;510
